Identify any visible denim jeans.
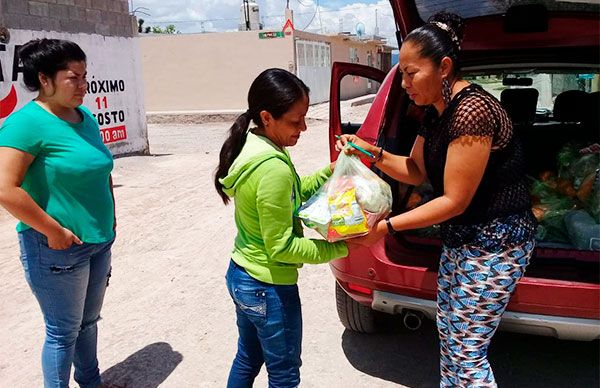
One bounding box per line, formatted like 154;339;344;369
18;228;114;388
225;260;302;388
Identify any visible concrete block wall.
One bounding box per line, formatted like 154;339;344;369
0;0;134;37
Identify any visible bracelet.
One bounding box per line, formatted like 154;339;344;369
385;217;397;235
373;147;384;163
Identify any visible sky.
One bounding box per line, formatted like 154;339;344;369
129;0;399;46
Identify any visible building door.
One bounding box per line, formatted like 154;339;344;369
295;40;331;104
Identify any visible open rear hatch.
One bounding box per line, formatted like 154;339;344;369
328;1;599;318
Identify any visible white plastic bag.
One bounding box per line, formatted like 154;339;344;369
298;151;392;242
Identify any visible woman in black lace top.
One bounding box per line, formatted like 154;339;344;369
338;11;536;388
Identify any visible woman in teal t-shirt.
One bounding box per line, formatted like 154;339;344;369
0;39;116;388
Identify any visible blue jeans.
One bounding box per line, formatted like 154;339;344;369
225;260;302;388
18;228;114;388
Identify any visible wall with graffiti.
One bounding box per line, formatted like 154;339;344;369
0;29;149;156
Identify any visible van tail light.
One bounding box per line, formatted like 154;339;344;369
347;282;372;295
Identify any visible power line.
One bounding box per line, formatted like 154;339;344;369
146;3;391;25
147;17;237;24
301;0;318;30
294;0;314;7
293;0;320;31
310;5;393;18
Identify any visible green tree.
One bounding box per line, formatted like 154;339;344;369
151;24;179;34
165;24;178;34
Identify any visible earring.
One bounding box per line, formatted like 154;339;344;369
442;78;452;105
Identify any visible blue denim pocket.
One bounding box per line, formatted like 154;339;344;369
39;247;79;274
233;287;267;323
36;233;87;274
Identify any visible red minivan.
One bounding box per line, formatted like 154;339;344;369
329;0;600;340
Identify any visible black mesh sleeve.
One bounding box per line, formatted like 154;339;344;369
448;94;496;143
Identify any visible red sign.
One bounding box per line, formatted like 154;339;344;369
0;85;17;119
100;125;127;143
282;19;294;36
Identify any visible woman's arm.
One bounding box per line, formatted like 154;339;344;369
351;135;492;246
337;134;427;186
0;147;82;249
257;161;348;264
300;164;332;201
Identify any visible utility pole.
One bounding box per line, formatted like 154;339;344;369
243;0;250;31
285;0;294;26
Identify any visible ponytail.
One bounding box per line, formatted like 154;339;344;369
214;111;252;204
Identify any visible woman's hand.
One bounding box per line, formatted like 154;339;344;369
348;219;388;247
46;227;83;250
335;134;376;159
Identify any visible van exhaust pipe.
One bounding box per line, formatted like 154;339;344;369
403;309;424;331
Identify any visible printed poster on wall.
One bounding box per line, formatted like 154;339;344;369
0;30;148;156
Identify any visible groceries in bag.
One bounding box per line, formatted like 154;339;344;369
298;151;392;242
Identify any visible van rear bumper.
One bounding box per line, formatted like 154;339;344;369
372;290;600;341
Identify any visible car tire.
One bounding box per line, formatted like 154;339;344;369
335;281;378;333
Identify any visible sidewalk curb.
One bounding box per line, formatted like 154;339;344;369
147;110;244;124
147;111;328;125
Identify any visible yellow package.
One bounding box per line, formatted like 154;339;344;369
327;187;369;242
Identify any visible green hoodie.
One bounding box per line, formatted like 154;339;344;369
219;132;348;285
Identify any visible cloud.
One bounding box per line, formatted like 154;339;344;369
284;1;397;43
136;0;398;46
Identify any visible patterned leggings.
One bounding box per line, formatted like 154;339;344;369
437;239;535;387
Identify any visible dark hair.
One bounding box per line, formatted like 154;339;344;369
19;38;87;92
214;68;309;204
404;12;465;77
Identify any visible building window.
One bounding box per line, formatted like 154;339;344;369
307;44;314;67
296;41;330;69
298;43;305;67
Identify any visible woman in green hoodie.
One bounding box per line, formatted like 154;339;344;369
214;68;348;387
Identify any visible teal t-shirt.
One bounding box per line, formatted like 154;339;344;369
0;101;115;243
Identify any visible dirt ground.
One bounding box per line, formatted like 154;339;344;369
0;103;598;387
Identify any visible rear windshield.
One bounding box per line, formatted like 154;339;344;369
463;70;600;111
415;0;600;20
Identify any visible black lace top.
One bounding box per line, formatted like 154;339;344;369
419;84;537;249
